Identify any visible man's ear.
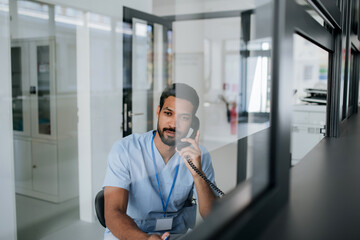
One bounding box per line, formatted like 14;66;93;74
156;105;160;119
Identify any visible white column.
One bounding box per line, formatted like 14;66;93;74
0;2;17;239
77;12;93;222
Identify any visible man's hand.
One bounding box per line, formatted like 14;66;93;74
148;232;170;240
176;130;216;218
176;130;203;178
105;187;154;240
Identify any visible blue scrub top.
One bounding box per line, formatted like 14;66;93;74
103;130;216;238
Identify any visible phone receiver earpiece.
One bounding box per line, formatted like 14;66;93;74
176;116;200;151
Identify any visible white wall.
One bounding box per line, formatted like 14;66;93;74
76;10;125;223
0;4;17;240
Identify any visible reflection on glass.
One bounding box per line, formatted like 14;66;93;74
348;50;356;113
131;21;154;133
123;22;132;90
295;0;326;27
54;5;83;26
37;45;51;135
291;34;328;165
246;40;271;115
164;2;274;231
134;22;153;90
11;47;23;132
17;0;49;20
11;2;79;240
166;30;173;85
0;0;9;12
172;4;273;207
147;24;154;89
89;12;111;31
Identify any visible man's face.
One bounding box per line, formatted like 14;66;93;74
156;96;194;147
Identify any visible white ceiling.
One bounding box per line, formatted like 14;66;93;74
153;0;270;16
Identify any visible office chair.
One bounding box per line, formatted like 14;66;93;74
95;189;106;228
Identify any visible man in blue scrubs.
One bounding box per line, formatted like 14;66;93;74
103;83;217;240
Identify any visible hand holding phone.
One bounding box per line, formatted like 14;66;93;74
177;130;203;178
176;116;225;197
176;116;199;151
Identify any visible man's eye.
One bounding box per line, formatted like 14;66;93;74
165;112;172;116
181;116;190;121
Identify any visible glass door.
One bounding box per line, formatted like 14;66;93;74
11;40;31;136
123;8;172;136
30;38;56;139
131;18;154;134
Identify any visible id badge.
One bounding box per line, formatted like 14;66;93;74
155;217;173;231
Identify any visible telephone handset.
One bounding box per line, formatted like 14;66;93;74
177;116;225;197
176;116;200;151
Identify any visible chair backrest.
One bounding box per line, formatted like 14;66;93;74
95;189;106;228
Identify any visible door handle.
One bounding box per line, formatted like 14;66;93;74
128;111;144;117
124;103;128;132
30;86;37;95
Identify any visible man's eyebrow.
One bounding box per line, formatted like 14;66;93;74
164;107;192;116
164;107;174;112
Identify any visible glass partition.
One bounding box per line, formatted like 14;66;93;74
8;0;275;239
169;0;273;226
120;0;273;234
291;34;329;165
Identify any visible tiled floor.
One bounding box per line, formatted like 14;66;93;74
16;195;79;240
40;221;104;240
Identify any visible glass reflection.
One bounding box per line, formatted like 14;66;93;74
17;0;49;19
11;47;24;132
291;34;328;166
295;0;326;27
10;1;79;239
37;45;51;135
7;0;275;239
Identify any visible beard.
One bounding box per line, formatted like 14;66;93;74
157;122;178;146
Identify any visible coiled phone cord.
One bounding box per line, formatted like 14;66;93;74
185;156;225;197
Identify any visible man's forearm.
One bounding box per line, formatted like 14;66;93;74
107;210;150;240
193;173;217;218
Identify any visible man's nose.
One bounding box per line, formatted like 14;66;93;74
169;115;176;128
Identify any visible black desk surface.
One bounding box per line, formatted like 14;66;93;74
258;113;360;240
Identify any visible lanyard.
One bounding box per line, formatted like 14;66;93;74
151;131;179;217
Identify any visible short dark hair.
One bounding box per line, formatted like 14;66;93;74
159;83;199;115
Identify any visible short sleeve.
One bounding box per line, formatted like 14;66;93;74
193;146;218;198
103;141;131;191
